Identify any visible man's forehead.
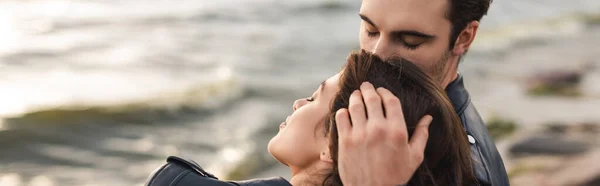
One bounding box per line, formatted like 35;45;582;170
360;0;448;13
360;0;449;31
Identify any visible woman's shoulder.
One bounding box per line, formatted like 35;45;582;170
144;156;291;186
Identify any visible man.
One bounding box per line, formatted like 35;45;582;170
337;0;509;185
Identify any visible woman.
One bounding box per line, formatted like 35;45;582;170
145;50;476;186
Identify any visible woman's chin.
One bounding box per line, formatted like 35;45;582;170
267;139;289;167
266;136;279;159
267;126;286;153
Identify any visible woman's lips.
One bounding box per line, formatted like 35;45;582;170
279;122;287;129
279;116;290;129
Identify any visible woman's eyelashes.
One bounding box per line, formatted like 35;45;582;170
306;97;315;102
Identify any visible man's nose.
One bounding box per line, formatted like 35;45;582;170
372;36;392;59
293;99;308;111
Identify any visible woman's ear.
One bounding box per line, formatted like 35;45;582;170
320;151;333;164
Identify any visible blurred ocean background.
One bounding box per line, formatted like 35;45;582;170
1;0;600;186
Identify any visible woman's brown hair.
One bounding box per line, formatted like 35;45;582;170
322;50;476;186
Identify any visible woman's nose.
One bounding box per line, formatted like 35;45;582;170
293;99;308;111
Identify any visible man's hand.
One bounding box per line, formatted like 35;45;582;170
335;82;432;186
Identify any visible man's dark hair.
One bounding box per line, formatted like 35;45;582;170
447;0;492;49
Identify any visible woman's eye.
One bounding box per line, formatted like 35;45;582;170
306;97;315;102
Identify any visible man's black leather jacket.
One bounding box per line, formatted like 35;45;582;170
446;74;509;186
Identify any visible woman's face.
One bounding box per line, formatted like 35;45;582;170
268;74;339;172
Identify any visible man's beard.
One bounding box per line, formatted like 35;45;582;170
427;50;452;85
385;50;453;85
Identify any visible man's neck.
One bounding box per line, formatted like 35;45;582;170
441;70;459;89
439;58;460;89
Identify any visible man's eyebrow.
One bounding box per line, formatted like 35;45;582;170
391;30;436;39
359;14;377;28
320;80;327;92
359;14;434;39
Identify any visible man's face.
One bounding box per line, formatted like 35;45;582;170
359;0;454;83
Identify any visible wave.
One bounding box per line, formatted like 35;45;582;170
205;116;284;180
0;69;244;129
2;0;356;31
